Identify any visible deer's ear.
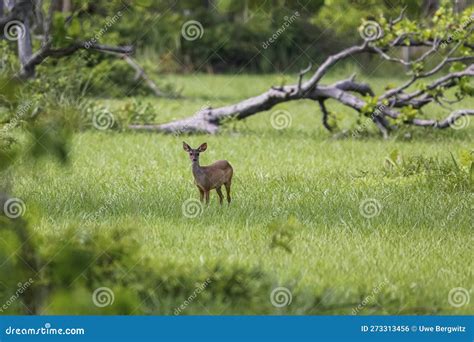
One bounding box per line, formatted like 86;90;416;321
183;142;191;152
198;143;207;152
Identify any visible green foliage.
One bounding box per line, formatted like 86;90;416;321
88;59;152;97
360;96;378;116
0;41;18;75
383;149;473;190
0;220;297;315
397;105;419;124
118;99;157;125
458;77;474;97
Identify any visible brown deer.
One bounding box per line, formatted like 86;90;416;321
183;142;233;205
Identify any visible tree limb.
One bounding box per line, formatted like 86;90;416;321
409;109;473;128
18;42;133;78
317;100;332;132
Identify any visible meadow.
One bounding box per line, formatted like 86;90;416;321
9;73;473;315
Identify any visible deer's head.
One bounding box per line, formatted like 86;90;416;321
183;142;207;162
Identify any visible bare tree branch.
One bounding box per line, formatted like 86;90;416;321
18;42;133;78
409;109;474;128
317;100;332;132
297;63;312;94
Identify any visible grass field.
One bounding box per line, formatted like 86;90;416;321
10;74;473;315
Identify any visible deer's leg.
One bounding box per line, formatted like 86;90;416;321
198;187;204;203
224;182;231;204
216;187;224;205
204;191;210;205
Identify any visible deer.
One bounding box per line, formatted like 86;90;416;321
183;142;233;205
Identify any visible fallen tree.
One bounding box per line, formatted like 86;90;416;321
130;6;474;137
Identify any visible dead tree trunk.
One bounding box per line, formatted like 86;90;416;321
18;15;34;77
129;8;474;137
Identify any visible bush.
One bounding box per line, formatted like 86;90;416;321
383;149;473;191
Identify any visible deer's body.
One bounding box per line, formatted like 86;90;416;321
184;142;233;205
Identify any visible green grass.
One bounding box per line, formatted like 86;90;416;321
11;73;474;315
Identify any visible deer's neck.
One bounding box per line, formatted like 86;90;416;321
192;161;203;178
